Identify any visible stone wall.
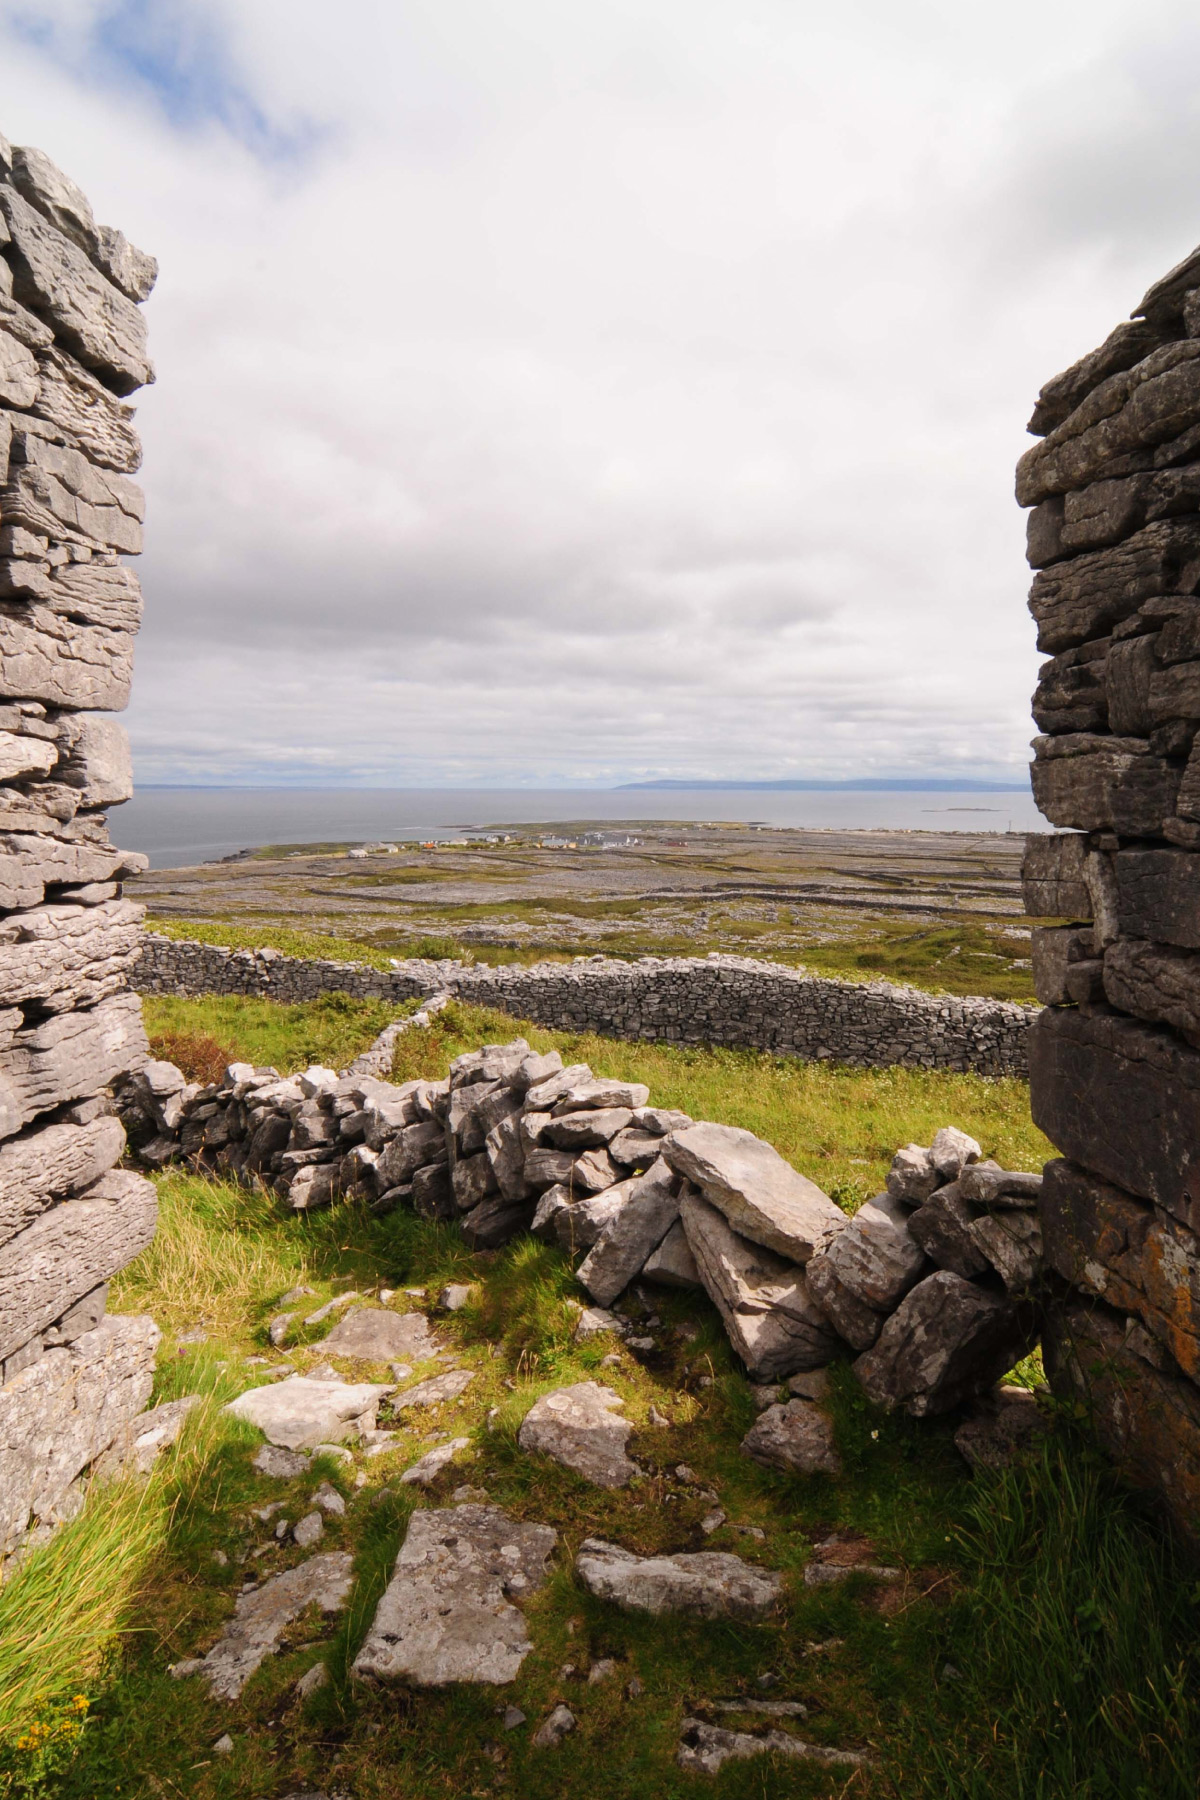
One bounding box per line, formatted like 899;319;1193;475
133;935;1037;1075
1022;241;1200;1537
0;133;158;1562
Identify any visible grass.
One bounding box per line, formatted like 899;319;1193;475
143;914;413;971
142;991;409;1079
7;995;1193;1796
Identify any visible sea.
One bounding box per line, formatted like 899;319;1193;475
119;787;1043;871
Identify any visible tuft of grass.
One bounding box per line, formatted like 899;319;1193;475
139;991;405;1078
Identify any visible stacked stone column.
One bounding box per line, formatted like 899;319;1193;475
0;135;158;1562
1022;247;1200;1535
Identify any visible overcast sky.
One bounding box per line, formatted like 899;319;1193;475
3;0;1200;788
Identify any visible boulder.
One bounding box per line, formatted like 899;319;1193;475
681;1193;839;1379
885;1145;939;1203
852;1271;1038;1417
461;1192;535;1249
577;1159;681;1306
665;1123;845;1263
929;1127;982;1180
966;1210;1043;1292
224;1376;393;1451
575;1538;782;1620
813;1191;927;1312
740;1399;841;1476
351;1504;557;1686
183;1553;354;1701
553;1181;636;1255
907;1183;990;1279
319;1307;439;1363
804;1255;885;1351
959;1164;1043;1207
571;1146;621;1193
542;1108;633;1149
517;1382;639;1487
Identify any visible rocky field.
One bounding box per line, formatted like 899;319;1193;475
129;825;1036;1003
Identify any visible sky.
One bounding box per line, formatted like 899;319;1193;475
3;1;1200;788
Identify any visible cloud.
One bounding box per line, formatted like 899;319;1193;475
2;0;1199;786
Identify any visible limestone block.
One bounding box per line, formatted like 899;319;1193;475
318;1307;438;1363
680;1192;839;1380
852;1271;1038;1416
1026;318;1168;437
1029;734;1162;833
375;1119;446;1188
907;1183;990;1279
966;1209;1043;1292
0;991;148;1140
352;1505;556;1687
0;1116;125;1246
1022;832;1091;919
0;897;143;1012
576;1158;681;1306
805;1253;885;1350
1032;924;1093;1004
484;1112;530;1200
641;1217;701;1287
1043;1298;1200;1543
0;327;38;407
0;727;56;780
461;1192;534;1249
816;1191;927;1312
1040;1158;1200;1378
40;558;143;630
553;1180;636;1254
186;1552;354;1701
1104;633;1158;735
4;427;144;553
1016;342;1200;508
10;145;100;260
0;1168;156;1361
575;1538;782;1621
1112;846;1200;948
739;1398;842;1476
224;1376;393;1451
0;187;152;394
0;602;134;709
1032;643;1109;733
664;1121;846;1264
542;1107;633;1149
92;227;157;305
1102;936;1200;1044
55;714;133;805
31;346;142;473
517;1383;639;1488
1026;519;1200;652
0;1312;158;1557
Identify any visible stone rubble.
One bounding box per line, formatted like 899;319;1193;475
1019;243;1200;1536
173;1551;353;1701
575;1538;783;1620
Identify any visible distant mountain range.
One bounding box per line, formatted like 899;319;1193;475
617;778;1030;792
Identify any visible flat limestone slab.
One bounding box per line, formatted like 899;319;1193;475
575;1538;782;1621
677;1719;870;1775
186;1553;353;1700
577;1159;680;1307
517;1383;639;1488
664;1122;846;1264
681;1194;838;1380
352;1504;557;1686
225;1376;393;1451
319;1306;439;1363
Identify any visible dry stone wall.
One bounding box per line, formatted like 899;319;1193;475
1022;240;1200;1538
0;134;157;1564
133;936;1037;1076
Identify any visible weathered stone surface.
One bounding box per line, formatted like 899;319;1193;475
740;1399;841;1476
546;1076;650;1112
571;1145;621;1193
0;1115;124;1246
1032;639;1110;732
907;1183;990;1279
577;1159;681;1306
1032;924;1093;1005
31;346;142;471
967;1209;1043;1291
609;1126;666;1167
676;1719;870;1776
392;1368;474;1409
225;1376;393;1451
929;1125;982;1180
1030;733;1166;833
0;326;37;406
451;1151;496;1212
959;1163;1042;1207
4;427;144;553
485;1113;530;1200
0;897;143;1013
0;1312;157;1556
816;1191;927;1311
1029;1005;1200;1225
461;1191;534;1249
553;1182;635;1254
532;1705;576;1748
804;1253;885;1351
681;1193;838;1379
0;1169;155;1362
10;144;100;260
319;1307;438;1363
1044;1298;1200;1542
664;1122;845;1264
1112;847;1200;949
92;226;157;304
376;1120;445;1189
92;1393;201;1481
954;1388;1050;1472
1027;318;1168;437
352;1505;557;1686
575;1538;782;1620
188;1553;354;1701
1017;343;1200;508
411;1160;455;1220
543;1107;633;1149
885;1144;938;1203
1022;830;1092;919
56;714;134;805
1041;1158;1200;1378
252;1444;310;1480
642;1217;701;1287
524;1146;577;1190
1026;520;1200;653
1103;936;1200;1045
0;603;134;710
517;1383;639;1487
852;1271;1038;1417
0;186;152;393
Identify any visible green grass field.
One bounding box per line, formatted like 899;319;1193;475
3;997;1196;1799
